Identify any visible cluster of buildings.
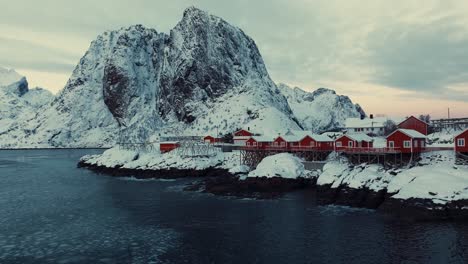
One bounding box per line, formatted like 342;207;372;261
160;115;468;156
215;116;430;154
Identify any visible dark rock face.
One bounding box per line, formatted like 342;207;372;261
190;175;316;199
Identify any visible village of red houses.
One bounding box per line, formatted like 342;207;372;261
159;115;468;164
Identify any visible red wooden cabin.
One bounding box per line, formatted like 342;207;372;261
386;129;426;153
270;135;302;149
203;135;222;144
160;141;180;153
245;136;272;149
298;134;334;151
455;129;468;153
397;116;429;135
335;134;373;151
233;129;254;146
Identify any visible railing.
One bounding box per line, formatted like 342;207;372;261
337;147;401;154
240;146;332;152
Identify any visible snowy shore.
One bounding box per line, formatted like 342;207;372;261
79;148;468;220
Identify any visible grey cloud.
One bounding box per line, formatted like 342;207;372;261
366;16;468;94
0;37;77;73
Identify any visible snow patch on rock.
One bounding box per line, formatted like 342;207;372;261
248;153;308;179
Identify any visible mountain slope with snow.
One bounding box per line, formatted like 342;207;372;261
0;7;364;148
0;67;54;143
0;7;301;147
277;83;365;132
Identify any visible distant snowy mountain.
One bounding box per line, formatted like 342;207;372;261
277;83;365;132
0;7;365;148
0;67;54;141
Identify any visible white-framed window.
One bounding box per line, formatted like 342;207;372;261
280;142;286;147
253;142;257;146
388;141;395;148
458;138;465;147
336;142;342;147
348;141;353;148
310;141;315;147
274;142;278;147
404;141;411;148
421;141;425;147
246;142;250;146
414;140;418;147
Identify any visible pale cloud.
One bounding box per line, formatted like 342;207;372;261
1;0;468;117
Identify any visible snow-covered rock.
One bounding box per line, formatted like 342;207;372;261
278;83;365;132
248;153;309;179
0;67;54;145
317;151;468;205
80;146;240;171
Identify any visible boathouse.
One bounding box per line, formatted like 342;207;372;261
397;116;429;135
298;134;334;151
335;133;373;151
271;135;303;148
233;129;253;146
455;129;468;154
245;136;272;149
386;129;426;153
160;141;180;153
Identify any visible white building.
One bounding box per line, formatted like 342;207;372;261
345;116;390;136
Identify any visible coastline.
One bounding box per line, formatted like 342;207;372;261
78;156;468;221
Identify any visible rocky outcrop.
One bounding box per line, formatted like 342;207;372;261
278;84;365;132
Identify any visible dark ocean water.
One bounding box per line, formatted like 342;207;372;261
0;149;467;264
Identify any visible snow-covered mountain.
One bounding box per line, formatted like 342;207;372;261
0;7;364;148
278;84;365;132
0;67;54;141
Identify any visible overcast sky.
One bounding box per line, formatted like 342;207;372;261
1;0;468;118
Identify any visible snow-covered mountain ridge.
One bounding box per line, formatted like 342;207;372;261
0;67;54;139
277;83;365;132
0;7;363;147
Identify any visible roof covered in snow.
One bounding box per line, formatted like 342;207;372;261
341;133;374;142
251;136;274;142
309;134;333;142
393;129;427;139
345;117;388;128
278;135;304;142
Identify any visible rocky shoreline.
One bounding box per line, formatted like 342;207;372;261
78;161;468;221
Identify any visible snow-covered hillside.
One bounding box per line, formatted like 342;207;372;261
0;68;54;145
278;83;365;132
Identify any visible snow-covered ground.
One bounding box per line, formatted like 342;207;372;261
427;129;463;147
80;146;241;171
317;151;468;204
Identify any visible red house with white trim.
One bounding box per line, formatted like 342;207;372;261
245;136;272;149
335;133;373;151
455;129;468;153
160;141;180;153
269;135;303;149
233;129;253;146
386;129;426;153
397;116;429;135
298;134;334;151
